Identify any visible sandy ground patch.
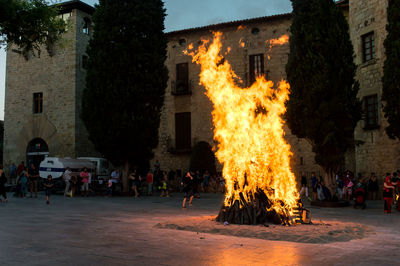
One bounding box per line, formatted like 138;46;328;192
155;215;373;243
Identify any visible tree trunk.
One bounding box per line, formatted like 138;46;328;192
323;170;336;197
122;160;130;193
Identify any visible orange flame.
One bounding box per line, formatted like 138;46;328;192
188;32;298;218
268;34;289;46
239;38;245;48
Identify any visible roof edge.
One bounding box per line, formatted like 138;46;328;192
56;0;95;15
166;13;292;37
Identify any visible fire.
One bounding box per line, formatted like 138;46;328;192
187;32;299;222
268;34;289;46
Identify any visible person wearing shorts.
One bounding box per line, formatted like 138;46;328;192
43;175;54;205
182;172;194;208
80;168;89;197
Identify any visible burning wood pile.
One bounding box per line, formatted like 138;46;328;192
187;32;310;225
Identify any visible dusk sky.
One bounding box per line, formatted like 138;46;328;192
0;0;293;120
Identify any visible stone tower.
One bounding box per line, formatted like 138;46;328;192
3;0;97;168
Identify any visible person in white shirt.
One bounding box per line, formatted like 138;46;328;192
63;167;72;197
110;169;120;196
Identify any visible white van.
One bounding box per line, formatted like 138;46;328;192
77;157;110;179
39;157;95;179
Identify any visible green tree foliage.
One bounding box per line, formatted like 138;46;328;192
382;0;400;139
0;0;66;58
82;0;168;190
190;141;216;175
286;0;361;181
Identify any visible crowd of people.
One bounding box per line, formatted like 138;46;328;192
124;161;225;200
300;170;400;213
4;159;400;214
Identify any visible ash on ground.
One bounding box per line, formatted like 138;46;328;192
155;216;373;244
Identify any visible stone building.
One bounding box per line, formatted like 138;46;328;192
153;14;323;178
3;0;97;168
347;0;400;177
154;0;399;180
3;0;398;182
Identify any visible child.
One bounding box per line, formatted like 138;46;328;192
43;175;54;204
104;179;113;197
160;172;169;197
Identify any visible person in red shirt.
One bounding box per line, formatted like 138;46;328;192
17;161;24;176
80;168;90;197
383;173;396;213
146;170;153;196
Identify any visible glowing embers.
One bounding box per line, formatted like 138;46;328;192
187;32;299;225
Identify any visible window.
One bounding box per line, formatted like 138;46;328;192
175;112;191;150
362;32;375;63
364;94;379;129
83;18;91;35
33;92;43;114
82;55;88;69
249;54;264;85
251;27;260;35
173;63;190;95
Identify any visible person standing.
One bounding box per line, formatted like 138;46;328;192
146;170;153;196
43;175;54;205
160;171;169;197
63;167;72;197
17;161;24;176
311;172;318;201
110;169;120;196
299;174;311;201
9;163;17;185
0;165;8;203
368;173;379;200
202;170;210;193
129;170;139;198
383;173;396;213
80;168;89;197
28;163;40;198
19;167;29;198
182;172;194;208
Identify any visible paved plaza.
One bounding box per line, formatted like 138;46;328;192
1;192;400;265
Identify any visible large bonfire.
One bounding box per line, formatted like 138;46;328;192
187;32;300;225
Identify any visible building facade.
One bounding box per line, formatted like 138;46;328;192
3;0;398;181
154;0;398;180
348;0;400;176
3;1;97;168
153;14;323;179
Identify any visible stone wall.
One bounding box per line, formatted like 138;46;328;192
153;16;323;181
4;10;77;167
349;0;400;180
3;7;98;170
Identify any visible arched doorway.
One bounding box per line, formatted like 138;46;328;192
26;138;49;169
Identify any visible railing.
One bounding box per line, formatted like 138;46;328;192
171;80;192;96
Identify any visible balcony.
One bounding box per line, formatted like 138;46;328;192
171;80;192;96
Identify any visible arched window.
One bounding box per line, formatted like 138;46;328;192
83;17;91;35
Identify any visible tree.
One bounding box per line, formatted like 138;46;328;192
285;0;361;187
189;141;216;175
82;0;168;192
0;0;66;58
382;0;400;139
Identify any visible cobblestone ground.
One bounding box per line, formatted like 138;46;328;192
0;192;399;265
